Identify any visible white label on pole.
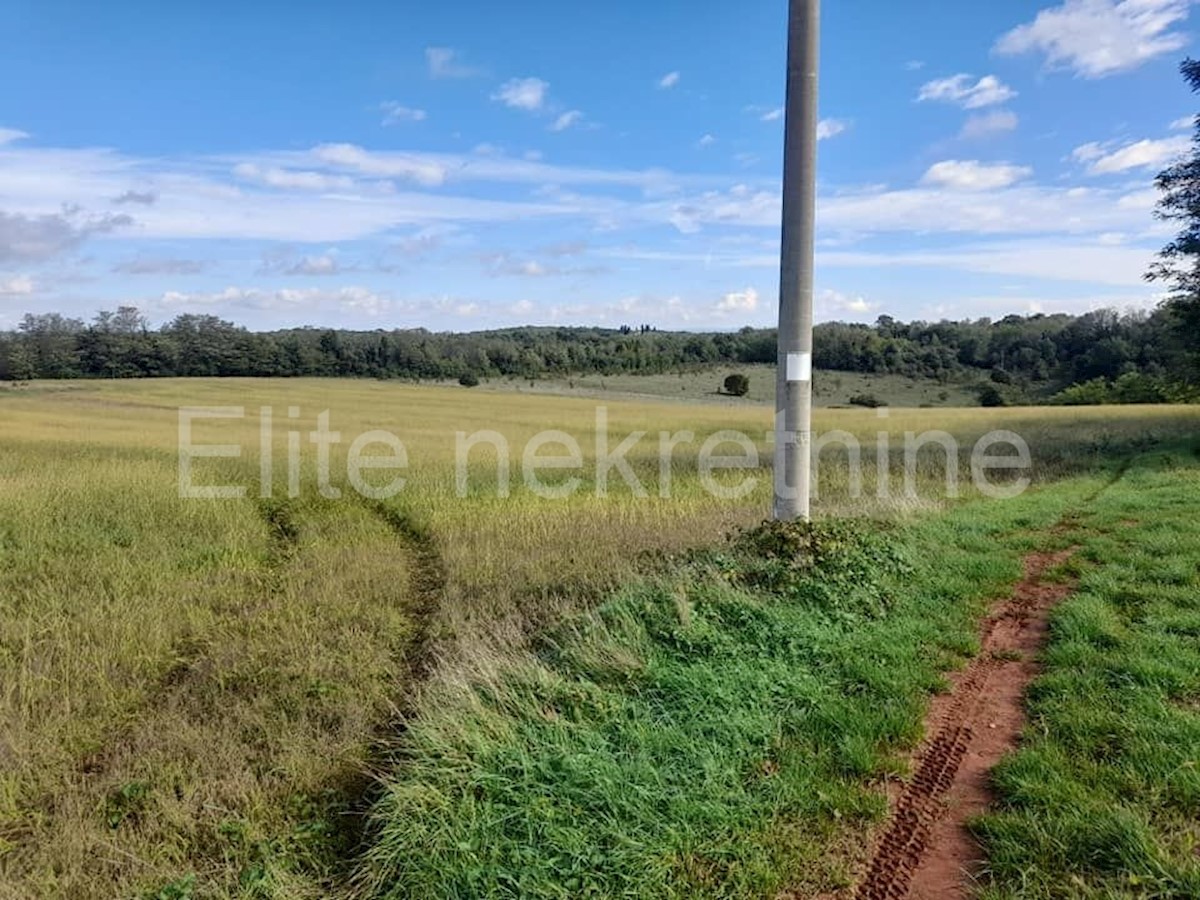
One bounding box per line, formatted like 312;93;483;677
786;352;812;383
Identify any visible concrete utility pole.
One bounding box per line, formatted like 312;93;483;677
773;0;820;521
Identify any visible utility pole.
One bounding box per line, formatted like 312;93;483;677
773;0;820;521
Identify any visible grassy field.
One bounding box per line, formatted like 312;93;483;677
0;378;1197;898
466;364;985;408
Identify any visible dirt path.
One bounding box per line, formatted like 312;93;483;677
852;546;1078;900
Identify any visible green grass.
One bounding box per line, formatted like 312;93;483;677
974;451;1200;899
350;463;1141;899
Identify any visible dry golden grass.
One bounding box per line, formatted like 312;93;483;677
0;378;1196;898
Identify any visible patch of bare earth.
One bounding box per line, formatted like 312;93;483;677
849;547;1078;900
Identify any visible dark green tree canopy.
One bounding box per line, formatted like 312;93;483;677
1149;58;1200;342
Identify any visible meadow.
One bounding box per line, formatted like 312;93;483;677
0;378;1197;899
464;364;985;408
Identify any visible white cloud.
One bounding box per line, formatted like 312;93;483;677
905;60;927;71
550;110;583;132
601;237;1162;290
921;159;1033;191
819;240;1160;288
816;182;1155;237
154;285;392;317
698;134;717;148
492;77;549;112
0;143;655;245
658;71;681;89
287;255;340;276
761;106;784;122
918;74;1017;109
113;257;207;275
818;118;849;140
1071;142;1107;163
0;274;35;295
0;128;29;146
1171;115;1196;130
426;47;477;79
233;163;356;191
818;288;877;317
716;287;759;312
996;0;1193;78
0;131;1168;306
960;110;1020;139
309;144;447;186
1073;135;1189;173
380;102;427;125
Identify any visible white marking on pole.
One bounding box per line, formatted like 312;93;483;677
786;351;812;383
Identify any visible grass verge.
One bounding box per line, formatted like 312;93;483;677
975;449;1200;898
350;466;1127;899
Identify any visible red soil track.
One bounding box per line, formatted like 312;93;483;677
852;548;1077;900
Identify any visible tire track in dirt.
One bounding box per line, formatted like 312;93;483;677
852;465;1133;900
852;547;1078;900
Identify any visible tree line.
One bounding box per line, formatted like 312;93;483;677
1;304;1194;403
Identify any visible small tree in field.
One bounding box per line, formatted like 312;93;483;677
978;384;1006;408
459;372;480;388
723;373;750;397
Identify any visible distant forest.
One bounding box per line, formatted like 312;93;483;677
2;304;1197;404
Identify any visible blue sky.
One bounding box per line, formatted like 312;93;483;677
0;0;1196;331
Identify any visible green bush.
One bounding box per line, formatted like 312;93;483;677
458;372;480;388
1051;373;1198;406
849;393;883;408
978;385;1007;407
710;519;910;618
723;373;750;397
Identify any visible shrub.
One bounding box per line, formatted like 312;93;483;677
710;518;910;618
978;385;1007;407
990;368;1013;384
459;373;480;388
849;393;883;408
1052;378;1110;405
1052;373;1197;406
723;373;750;397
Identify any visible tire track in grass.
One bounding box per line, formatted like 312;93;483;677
257;497;302;565
853;466;1129;900
318;501;447;892
360;500;446;695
